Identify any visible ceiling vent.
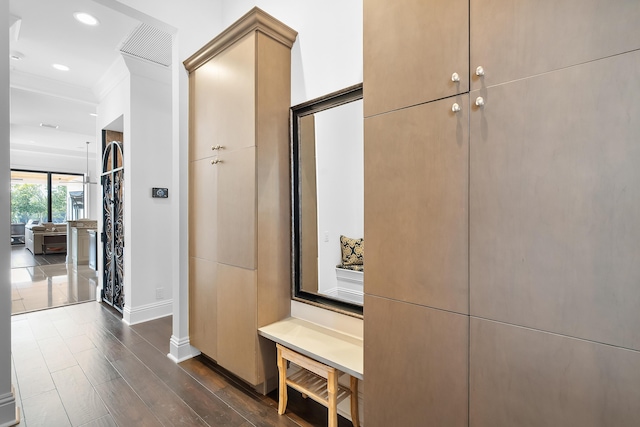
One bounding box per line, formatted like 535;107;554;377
119;23;172;67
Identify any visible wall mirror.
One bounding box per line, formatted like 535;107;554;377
291;83;364;317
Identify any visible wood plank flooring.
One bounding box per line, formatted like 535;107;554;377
11;302;353;427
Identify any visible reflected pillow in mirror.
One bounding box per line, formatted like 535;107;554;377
340;235;364;266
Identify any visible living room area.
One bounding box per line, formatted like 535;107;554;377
10;170;99;315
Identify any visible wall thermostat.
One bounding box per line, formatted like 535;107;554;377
152;187;169;198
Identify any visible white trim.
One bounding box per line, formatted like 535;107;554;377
0;389;17;427
167;335;200;363
122;299;172;325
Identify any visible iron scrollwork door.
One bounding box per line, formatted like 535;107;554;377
102;140;125;312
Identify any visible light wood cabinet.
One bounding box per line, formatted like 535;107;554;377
186;8;296;391
364;1;640;425
469;49;640;351
364;95;468;313
470;0;640;90
363;0;469;117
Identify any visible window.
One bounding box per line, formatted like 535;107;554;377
10;170;85;224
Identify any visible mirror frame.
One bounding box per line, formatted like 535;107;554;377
290;83;364;318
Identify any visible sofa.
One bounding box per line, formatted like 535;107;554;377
25;222;67;255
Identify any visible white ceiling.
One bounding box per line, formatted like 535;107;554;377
9;0;141;155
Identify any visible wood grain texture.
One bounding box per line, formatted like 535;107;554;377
216;146;257;270
364;295;468;427
364;0;469;116
210;33;256;152
12;302;350;427
94;377;163;426
188;257;217;358
470;0;640;90
21;389;71;426
470;318;640;427
189;156;218;261
111;354;208;426
128;339;249;426
74;347;122;386
470;50;640;350
297;114;319;295
365;96;469;314
51;365;109;426
189;60;218;162
216;264;258;385
187;9;293;392
255;31;293;329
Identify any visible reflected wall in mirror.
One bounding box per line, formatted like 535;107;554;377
292;84;364;317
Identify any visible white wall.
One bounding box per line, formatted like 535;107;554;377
123;56;173;323
10;149;95;177
96;53;173;325
221;0;363;105
96;59;130;313
107;0;364;357
0;0;18;424
315;100;364;296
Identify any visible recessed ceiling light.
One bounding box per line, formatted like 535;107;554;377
73;12;99;26
52;63;70;71
89;113;97;117
40;123;59;129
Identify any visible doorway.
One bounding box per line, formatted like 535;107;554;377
101;130;125;313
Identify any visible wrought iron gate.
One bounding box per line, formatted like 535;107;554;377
101;140;125;312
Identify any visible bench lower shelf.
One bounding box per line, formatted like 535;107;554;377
276;343;359;427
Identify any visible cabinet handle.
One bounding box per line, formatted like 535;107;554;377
451;103;461;113
211;145;223;151
211;159;223;165
475;66;485;76
451;72;460;82
475;97;485;107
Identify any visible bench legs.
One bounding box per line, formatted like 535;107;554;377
350;376;359;427
277;346;288;415
328;370;338;427
276;343;359;427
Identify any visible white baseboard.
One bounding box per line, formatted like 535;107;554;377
122;299;173;325
0;389;18;427
168;334;201;363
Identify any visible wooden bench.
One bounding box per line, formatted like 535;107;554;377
259;317;363;427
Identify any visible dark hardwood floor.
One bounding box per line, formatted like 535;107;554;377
11;302;353;426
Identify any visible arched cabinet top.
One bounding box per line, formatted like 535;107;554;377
183;7;298;73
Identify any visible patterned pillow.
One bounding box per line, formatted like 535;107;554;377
340;235;364;266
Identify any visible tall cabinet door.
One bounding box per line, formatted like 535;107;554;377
469;50;640;351
470;0;640;90
365;95;469;314
217;146;256;270
364;0;469;116
216;264;258;385
212;34;256;151
188;60;219;357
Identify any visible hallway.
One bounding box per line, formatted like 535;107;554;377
11;302;351;427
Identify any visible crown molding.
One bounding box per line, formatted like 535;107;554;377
93;56;129;102
183;7;297;73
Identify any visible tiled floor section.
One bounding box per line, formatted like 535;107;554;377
11;245;67;268
11;245;98;315
11;302;352;427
